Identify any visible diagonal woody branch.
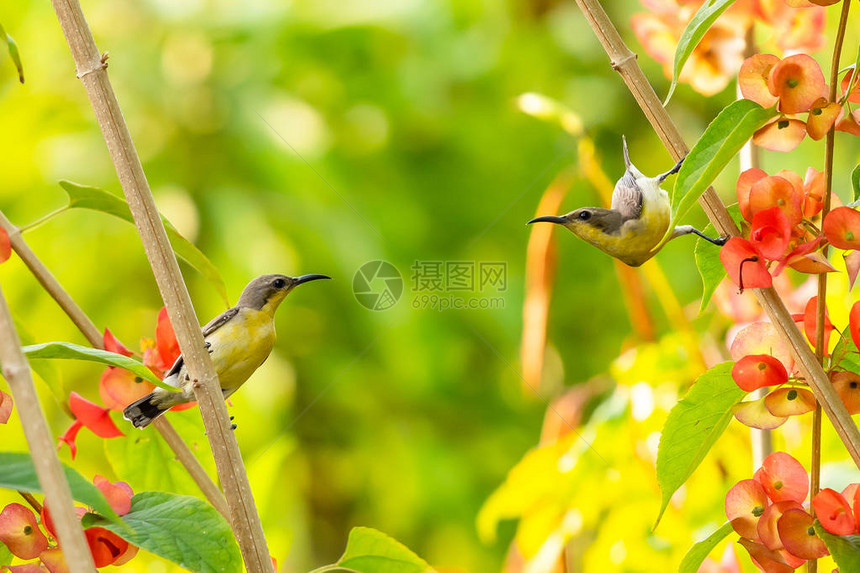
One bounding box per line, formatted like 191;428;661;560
0;285;96;572
0;209;228;520
572;0;860;468
49;0;273;570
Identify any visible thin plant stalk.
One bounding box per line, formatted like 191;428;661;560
809;2;853;570
48;1;273;569
0;284;96;572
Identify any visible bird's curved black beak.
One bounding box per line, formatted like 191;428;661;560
291;274;332;286
527;215;568;225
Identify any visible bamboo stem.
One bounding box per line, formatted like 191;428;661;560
572;0;860;468
48;1;272;569
0;208;229;519
0;285;96;572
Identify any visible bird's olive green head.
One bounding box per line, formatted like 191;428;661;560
236;273;331;312
528;208;624;240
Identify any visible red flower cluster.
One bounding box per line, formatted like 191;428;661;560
729;298;860;430
99;308;181;411
57;308;190;457
0;475;137;570
740;53;860;151
721;168;827;292
726;452;835;571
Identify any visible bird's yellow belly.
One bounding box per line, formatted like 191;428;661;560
609;206;670;266
205;308;276;395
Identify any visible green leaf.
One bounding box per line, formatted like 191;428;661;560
695;203;742;313
11;318;69;416
664;0;737;105
658;100;777;249
0;452;120;523
58;181;229;306
678;522;734;573
694;224;726;314
814;521;860;571
0;542;12;567
0;23;24;84
830;325;860;373
655;362;744;526
317;527;434;573
20;341;178;392
86;491;241;573
105;409;216;498
852;164;860;203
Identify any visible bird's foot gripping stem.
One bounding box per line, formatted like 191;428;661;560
673;225;728;246
657;154;686;182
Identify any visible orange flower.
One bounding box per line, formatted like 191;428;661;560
812;488;855;535
777;508;828;559
57;393;124;459
732;354;788;392
823;207;860;250
0;503;49;560
806;97;840;140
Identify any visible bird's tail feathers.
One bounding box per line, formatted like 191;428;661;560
123;393;170;429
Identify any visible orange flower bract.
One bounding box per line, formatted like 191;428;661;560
754;451;808;504
767;54;826;114
777;508;828;559
732;354;788;392
720;238;772;291
726;478;770;540
823;207;860;250
812;488;855;535
0;503;48;560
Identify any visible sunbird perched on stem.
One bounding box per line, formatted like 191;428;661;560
123;273;330;428
528;136;726;266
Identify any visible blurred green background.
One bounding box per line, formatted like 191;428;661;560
1;0;858;571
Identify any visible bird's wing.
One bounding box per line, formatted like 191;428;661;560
163;307;240;380
610;172;643;221
202;307;240;338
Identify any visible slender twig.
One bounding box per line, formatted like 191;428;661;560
18;490;43;513
572;0;860;468
810;4;852;572
0;285;96;572
48;1;273;570
0;208;229;519
16;206;69;234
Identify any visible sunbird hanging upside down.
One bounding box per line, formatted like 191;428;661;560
528;136;727;267
123;273;330;428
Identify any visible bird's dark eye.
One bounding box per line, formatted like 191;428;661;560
272;278;287;289
578;211;591;221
